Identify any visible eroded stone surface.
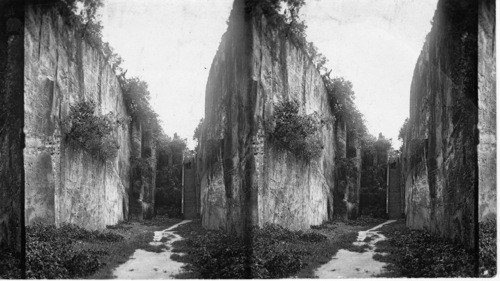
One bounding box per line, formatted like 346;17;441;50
24;5;130;229
199;3;360;233
0;0;24;252
478;0;496;222
402;0;478;248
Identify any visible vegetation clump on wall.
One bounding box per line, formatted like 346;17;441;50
267;100;324;161
65;100;125;161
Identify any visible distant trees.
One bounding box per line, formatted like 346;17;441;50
155;133;187;217
360;133;393;217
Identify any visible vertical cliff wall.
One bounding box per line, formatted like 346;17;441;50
402;0;478;248
0;0;24;252
478;0;496;222
24;5;131;229
199;2;360;233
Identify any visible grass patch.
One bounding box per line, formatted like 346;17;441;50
141;243;168;253
106;221;132;231
373;220;475;278
363;235;374;243
344;243;370;253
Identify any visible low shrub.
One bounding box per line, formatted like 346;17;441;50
378;224;475;277
183;223;327;278
26;223;123;279
479;218;496;277
268;99;324;161
0;247;22;278
65;100;125;161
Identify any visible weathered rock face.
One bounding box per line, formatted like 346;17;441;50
200;2;359;233
24;5;131;229
478;0;496;222
402;0;478;248
129;121;157;220
0;0;24;252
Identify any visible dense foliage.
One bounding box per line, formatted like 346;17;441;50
65;100;125;160
479;218;496;277
119;77;160;129
359;133;392;217
378;224;475;277
155;133;187;217
26;223;123;279
323;75;367;139
268;99;324;161
183;223;326;279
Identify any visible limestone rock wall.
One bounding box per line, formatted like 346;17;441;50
199;1;253;233
0;0;24;252
251;11;336;230
478;0;496;222
24;5;131;229
200;2;353;233
402;0;478;248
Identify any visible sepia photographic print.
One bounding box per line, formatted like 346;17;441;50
0;0;496;278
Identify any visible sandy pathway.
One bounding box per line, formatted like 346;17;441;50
314;220;396;278
112;220;191;279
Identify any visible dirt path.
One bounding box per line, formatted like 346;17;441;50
112;220;191;279
314;220;396;278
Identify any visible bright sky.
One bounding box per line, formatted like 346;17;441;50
101;0;438;149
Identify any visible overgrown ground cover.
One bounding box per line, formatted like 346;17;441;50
26;216;181;279
170;216;385;279
0;248;22;278
373;220;477;277
479;218;497;277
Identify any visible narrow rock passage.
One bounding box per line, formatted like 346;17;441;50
112;220;192;279
315;220;396;278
